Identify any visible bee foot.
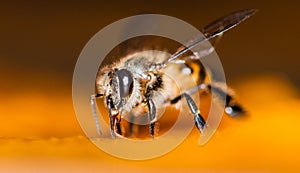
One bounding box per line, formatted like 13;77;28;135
194;113;206;133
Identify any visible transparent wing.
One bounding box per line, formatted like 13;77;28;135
164;9;257;66
173;34;222;62
116;13;182;58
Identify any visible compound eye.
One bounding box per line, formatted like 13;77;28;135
115;69;134;98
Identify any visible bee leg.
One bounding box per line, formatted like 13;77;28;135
106;95;118;138
113;114;122;136
182;93;206;133
170;83;245;117
90;94;102;135
128;115;136;137
147;99;156;137
206;84;245;117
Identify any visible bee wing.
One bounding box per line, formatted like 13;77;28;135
174;34;222;61
116;13;181;57
164;9;257;65
201;9;257;38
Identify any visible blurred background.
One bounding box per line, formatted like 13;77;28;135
0;0;300;172
1;0;300;93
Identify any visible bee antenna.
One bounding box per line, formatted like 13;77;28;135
150;9;257;70
90;94;103;135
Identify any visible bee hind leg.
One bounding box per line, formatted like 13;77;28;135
206;83;245;117
170;83;245;117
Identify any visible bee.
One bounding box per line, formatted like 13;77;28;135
91;9;257;138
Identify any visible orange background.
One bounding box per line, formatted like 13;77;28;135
1;1;300;172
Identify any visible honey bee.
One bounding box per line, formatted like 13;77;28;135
91;9;257;138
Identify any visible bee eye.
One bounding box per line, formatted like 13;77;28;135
115;69;134;98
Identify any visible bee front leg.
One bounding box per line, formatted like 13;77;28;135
113;114;122;137
90;94;102;135
147;99;156;137
182;93;206;133
106;95;122;138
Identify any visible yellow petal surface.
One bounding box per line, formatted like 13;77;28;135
0;74;299;172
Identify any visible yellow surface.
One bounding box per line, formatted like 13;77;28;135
0;74;300;172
